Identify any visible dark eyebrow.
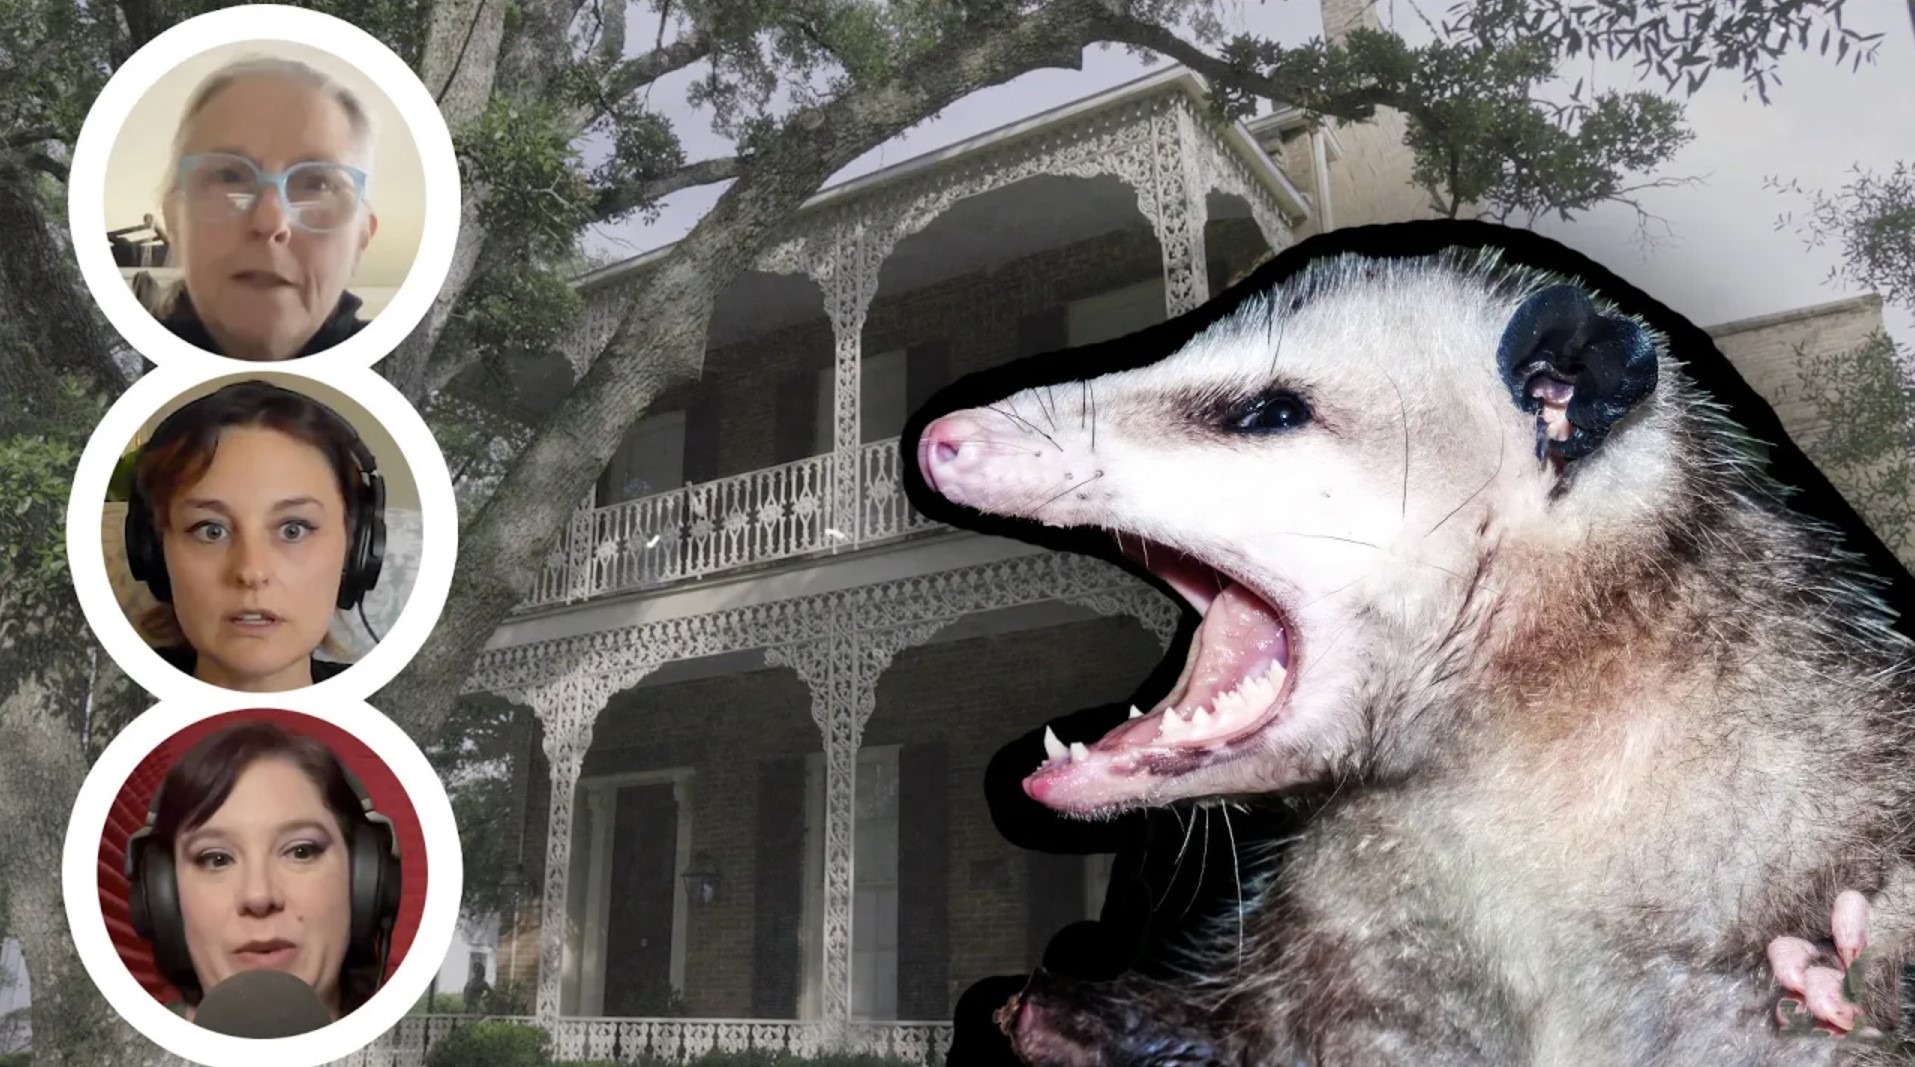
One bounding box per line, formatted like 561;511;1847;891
179;496;326;515
180;818;337;852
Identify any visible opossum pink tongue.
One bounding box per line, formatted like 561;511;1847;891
1025;579;1291;811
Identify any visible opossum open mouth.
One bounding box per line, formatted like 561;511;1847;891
1024;536;1295;814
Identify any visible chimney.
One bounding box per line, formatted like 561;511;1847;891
1320;0;1382;44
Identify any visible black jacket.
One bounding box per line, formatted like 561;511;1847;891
161;290;368;358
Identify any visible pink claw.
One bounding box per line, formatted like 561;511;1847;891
1832;890;1869;970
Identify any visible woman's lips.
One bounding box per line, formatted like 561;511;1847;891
232;270;295;289
225;610;283;633
231;940;297;969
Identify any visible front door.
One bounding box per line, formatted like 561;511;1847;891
603;782;679;1015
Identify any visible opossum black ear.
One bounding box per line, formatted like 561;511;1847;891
1497;284;1658;463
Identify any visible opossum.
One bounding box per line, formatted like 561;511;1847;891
911;237;1915;1066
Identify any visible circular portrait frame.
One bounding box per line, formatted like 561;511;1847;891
62;697;464;1067
66;4;462;371
64;359;458;704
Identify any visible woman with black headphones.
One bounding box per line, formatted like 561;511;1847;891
123;379;386;691
122;718;402;1023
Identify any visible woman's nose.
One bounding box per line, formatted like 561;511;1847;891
247;184;293;241
228;533;271;588
237;861;283;915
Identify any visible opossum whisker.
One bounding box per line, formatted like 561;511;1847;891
1026;471;1105;517
1423;439;1508;540
1179;806;1214;920
1266;529;1466;582
987;403;1063;452
1155;803;1202;913
1222;801;1245;974
1089;381;1098;452
1388;374;1409;522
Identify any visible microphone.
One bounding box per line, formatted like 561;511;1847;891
191;968;333;1037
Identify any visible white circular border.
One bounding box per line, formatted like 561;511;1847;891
64;360;458;706
67;4;462;371
63;697;465;1067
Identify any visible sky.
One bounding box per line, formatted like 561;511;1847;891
582;0;1915;352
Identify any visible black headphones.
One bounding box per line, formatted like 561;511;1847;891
123;382;387;612
122;750;404;997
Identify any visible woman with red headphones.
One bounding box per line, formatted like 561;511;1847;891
121;718;402;1024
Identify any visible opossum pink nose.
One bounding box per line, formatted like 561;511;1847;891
918;412;986;502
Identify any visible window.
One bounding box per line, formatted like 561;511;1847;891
1066;277;1167;347
812;349;909;455
598;409;687;505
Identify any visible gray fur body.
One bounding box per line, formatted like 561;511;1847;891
915;248;1915;1066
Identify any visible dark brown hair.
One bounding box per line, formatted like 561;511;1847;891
132;380;365;650
148;719;380;1012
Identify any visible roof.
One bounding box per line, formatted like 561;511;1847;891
573;65;1312;292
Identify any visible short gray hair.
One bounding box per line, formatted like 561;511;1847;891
164;55;377;200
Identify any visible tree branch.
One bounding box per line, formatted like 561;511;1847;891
573;33;714;130
25;152;66;184
595;154;741;222
3;128;55;149
1084;10;1394;118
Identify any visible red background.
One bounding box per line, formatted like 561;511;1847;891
96;708;430;1005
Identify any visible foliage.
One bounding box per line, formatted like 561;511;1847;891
424;1019;550;1067
1777;330;1915;566
460;95;600;256
1767;161;1915;313
0;374;107;610
1207;27;1693;229
1440;0;1886;102
421;696;539;925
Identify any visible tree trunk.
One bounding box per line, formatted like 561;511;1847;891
382;0;512;406
376;3;1101;737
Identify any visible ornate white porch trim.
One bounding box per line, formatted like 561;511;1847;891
535;84;1298;607
500;659;669;1022
467;548;1182;1047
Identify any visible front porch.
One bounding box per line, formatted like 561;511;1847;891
367;543;1182;1067
341;1014;952;1065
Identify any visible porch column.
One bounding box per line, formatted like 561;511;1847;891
813;211;901;547
768;613;950;1052
517;656;665;1028
1151;103;1212;317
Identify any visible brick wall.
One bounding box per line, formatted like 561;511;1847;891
513;614;1164;1021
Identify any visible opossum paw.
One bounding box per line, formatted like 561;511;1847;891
1768;889;1874;1038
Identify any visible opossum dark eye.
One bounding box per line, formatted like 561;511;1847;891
1226;390;1312;434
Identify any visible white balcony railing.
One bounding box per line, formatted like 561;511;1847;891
522;437;945;609
333;1015;954;1065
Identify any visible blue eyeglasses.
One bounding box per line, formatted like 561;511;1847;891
174;153;369;233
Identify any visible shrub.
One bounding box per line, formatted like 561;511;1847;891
424;1020;551;1067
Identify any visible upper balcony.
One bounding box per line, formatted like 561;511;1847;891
521;436;939;608
485;70;1318;614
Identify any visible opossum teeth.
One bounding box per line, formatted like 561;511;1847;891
1070;741;1089;762
1129;705;1143;719
1044;726;1068;762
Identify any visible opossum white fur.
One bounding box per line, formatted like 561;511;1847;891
916;247;1915;1066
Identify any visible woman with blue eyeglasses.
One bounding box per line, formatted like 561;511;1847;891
153;57;380;361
